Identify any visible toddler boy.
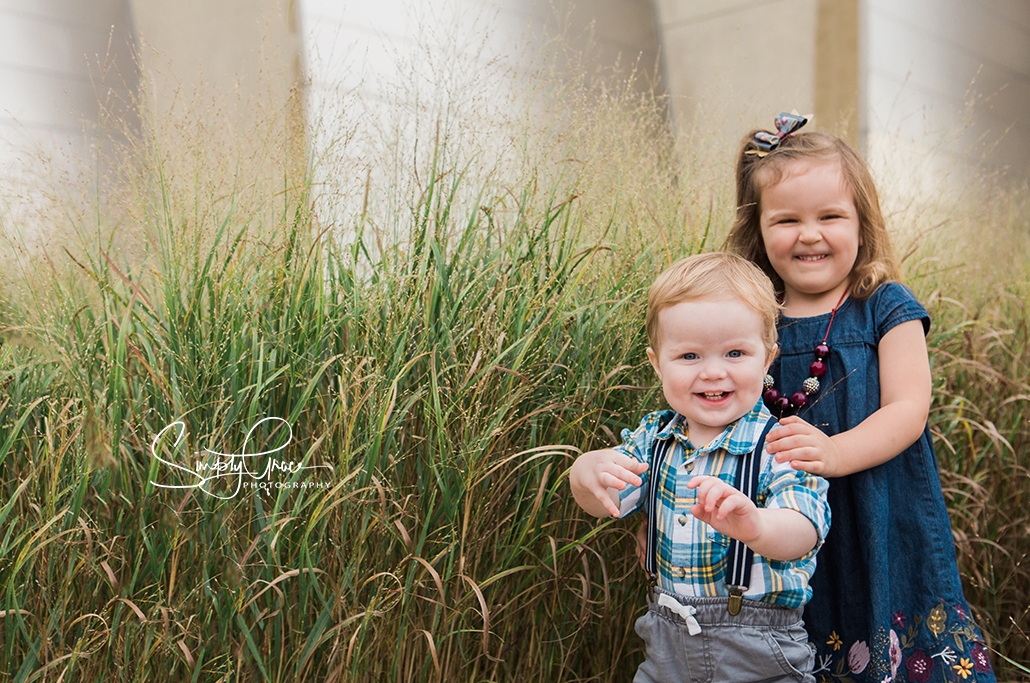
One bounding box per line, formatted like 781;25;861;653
569;252;830;683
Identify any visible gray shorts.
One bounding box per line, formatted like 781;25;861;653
634;588;816;683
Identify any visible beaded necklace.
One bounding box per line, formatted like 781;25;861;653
763;288;848;415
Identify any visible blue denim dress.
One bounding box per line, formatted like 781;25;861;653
769;283;995;683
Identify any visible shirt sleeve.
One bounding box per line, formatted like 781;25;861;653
761;454;831;558
612;411;667;518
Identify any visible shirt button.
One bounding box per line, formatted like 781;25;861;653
677;515;689;526
684;461;694;472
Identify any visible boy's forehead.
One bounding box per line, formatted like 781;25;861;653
656;298;772;343
658;297;766;326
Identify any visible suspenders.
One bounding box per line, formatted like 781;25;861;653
644;415;778;616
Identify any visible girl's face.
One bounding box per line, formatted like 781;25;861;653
759;159;861;316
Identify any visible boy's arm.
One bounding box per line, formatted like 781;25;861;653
570;448;648;518
687;476;818;561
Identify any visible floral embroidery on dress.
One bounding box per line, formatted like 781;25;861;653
888;629;902;680
815;600;992;682
954;658;974;679
848;641;870;674
970;643;991;673
905;650;934;683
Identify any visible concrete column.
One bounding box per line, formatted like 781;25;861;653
814;0;859;146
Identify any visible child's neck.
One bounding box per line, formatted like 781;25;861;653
685;418;735;449
782;281;851;318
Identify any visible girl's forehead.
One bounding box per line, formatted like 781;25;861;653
760;157;841;186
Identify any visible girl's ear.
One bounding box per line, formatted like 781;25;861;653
646;347;662;379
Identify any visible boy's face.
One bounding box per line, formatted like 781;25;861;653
646;299;772;447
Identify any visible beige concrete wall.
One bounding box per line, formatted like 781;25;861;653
0;0;137;171
864;0;1030;183
653;0;820;158
298;0;663;223
814;0;859;143
654;0;1030;189
300;0;660;112
559;0;663;92
128;0;300;121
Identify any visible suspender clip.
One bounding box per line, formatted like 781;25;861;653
726;586;745;616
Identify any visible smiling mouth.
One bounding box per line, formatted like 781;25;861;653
698;391;730;401
795;254;828;262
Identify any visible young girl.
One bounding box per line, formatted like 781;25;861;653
725;114;995;682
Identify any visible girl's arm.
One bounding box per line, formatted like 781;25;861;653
765;319;931;478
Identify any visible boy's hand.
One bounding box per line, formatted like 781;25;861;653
569;448;648;518
634;518;649;569
686;475;761;544
764;416;843;477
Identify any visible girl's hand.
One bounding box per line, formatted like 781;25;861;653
686;475;761;544
765;416;843;477
569;448;648;518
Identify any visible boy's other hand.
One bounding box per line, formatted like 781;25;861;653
635;518;648;569
686;475;761;544
569;449;648;518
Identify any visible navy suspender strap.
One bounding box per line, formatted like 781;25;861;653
643;419;675;600
724;415;778;615
645;415;778;614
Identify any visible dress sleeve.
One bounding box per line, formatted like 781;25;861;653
874;282;930;340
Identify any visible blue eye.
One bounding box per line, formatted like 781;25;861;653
682;352;699;361
728;350;743;358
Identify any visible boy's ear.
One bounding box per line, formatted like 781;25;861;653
646;347;662;379
765;343;779;372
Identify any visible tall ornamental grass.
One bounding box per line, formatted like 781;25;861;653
0;35;1027;683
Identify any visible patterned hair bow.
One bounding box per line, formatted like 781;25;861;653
747;111;809;156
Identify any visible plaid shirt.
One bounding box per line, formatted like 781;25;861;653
615;399;830;609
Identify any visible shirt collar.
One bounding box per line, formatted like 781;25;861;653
657;398;773;454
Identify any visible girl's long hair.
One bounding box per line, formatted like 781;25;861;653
725;130;901;298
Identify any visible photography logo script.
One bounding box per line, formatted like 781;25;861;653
149;417;333;499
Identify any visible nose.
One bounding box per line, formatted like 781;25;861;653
698;359;727;381
798;221;823;243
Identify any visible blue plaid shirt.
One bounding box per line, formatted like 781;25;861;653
615;399;830;608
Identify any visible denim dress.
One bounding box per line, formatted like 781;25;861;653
768;283;995;683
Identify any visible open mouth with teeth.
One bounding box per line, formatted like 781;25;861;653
796;254;828;262
698;391;730;401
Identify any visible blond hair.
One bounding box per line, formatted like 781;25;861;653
725;130;901;298
646;252;779;359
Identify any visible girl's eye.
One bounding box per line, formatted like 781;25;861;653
681;353;699;361
727;350;743;358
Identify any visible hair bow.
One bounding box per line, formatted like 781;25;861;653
747;112;809;156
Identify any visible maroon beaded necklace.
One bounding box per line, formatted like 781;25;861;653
764;288;848;414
